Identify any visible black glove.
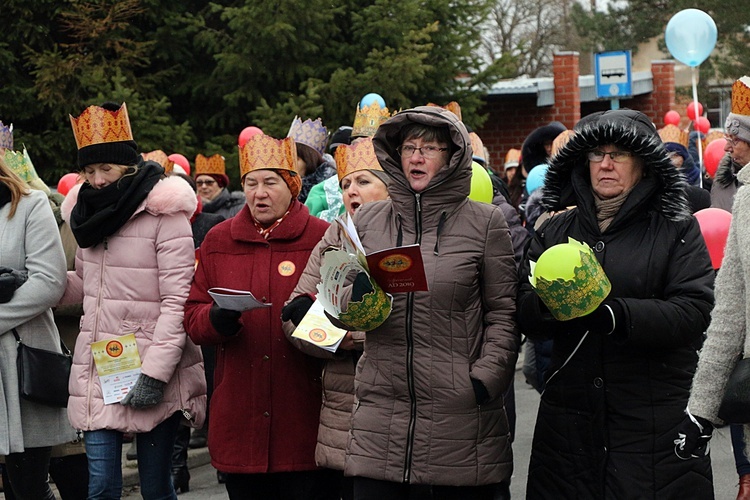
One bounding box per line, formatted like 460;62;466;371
565;300;624;336
120;374;166;409
281;295;314;327
209;304;242;336
351;272;374;302
0;267;27;304
674;411;713;460
471;377;490;406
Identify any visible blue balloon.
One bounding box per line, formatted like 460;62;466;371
526;164;549;195
360;93;386;108
665;9;717;68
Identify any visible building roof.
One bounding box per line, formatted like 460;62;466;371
487;70;654;106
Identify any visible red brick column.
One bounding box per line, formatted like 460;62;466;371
552;52;581;128
646;60;676;125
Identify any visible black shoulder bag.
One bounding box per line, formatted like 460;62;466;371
12;329;72;408
718;358;750;424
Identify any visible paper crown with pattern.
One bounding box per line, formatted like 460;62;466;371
0;122;13;150
287;117;328;156
469;132;485;161
731;76;750;116
504;148;521;168
69;103;134;150
352;101;391;138
703;130;725;147
530;238;611;321
335;137;383;182
658;124;688;147
5;148;49;193
427;101;462;121
142;150;174;174
194;154;226;176
239;134;298;179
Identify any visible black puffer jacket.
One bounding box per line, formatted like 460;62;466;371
518;109;715;499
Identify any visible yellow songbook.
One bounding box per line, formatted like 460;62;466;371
91;333;142;404
291;300;348;352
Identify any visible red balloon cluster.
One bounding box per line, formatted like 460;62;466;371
694;208;732;270
694;116;711;134
686;102;704;121
56;173;80;196
239;126;263;147
703;138;727;178
664;110;681;126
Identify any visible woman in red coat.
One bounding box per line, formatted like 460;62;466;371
184;134;332;500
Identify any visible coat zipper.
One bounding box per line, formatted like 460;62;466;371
87;237;107;429
402;193;422;483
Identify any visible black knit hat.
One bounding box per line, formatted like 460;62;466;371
75;102;139;168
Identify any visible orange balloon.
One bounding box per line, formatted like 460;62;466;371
703;138;726;178
694;208;732;270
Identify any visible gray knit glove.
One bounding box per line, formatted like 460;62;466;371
120;374;166;409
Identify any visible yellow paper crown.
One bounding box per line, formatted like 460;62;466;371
194;154;226;176
239;134;297;179
427;101;462;121
352;102;391;138
4;148;49;194
658;124;688;147
731;76;750;116
142;150;174;174
69;103;134;150
335;137;383;182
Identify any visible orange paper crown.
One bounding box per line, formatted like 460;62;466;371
239;135;297;179
469;132;485;161
335;137;383;182
69;103;134;150
504;148;521;168
195;154;226;176
427;101;462;121
142;150;174;174
731;76;750;116
703;130;725;147
658;124;688;147
352;101;391;138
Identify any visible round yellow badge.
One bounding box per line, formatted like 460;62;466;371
278;261;296;277
106;340;124;358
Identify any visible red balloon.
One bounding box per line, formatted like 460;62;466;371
56;173;80;196
703;138;727;178
694;116;710;134
239;126;263;147
694;208;732;270
664;110;681;126
686;102;704;121
168;153;191;176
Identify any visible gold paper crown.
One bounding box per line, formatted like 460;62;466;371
352;102;391;138
658;124;688;147
142;150;174;174
704;130;725;147
731;76;750;116
427;101;462;121
69;103;134;150
287;116;328;156
4;148;49;193
195;154;226;176
335;137;383;182
239;134;297;179
504;148;521;168
551;130;575;157
469;132;485;160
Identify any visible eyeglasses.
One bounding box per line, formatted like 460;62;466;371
725;135;742;147
196;179;217;186
587;150;634;163
397;145;448;159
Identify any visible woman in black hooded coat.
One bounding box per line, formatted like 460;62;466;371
517;109;715;499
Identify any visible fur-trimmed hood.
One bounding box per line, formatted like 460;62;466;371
61;175;197;224
521;121;567;172
542;109;690;222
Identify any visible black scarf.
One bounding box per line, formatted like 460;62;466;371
70;162;164;248
0;182;10;211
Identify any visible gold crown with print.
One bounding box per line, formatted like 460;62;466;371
658;124;688;147
142;150;174;174
352;101;391;138
731;76;750;115
4;147;48;193
287;116;328;156
239;134;298;179
335;137;383;182
195;154;226;176
427;101;462;121
0;121;13;150
69;103;134;150
703;130;725;148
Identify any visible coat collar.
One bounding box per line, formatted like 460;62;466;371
229;200;311;243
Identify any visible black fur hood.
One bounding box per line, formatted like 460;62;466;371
542;109;690;222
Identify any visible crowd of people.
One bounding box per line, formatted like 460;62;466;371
0;76;749;500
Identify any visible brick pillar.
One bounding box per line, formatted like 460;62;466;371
649;60;676;126
552;52;581;128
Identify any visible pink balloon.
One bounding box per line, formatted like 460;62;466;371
694;116;710;134
239;126;263;147
168;153;191;176
694;208;732;270
703;138;727;178
56;173;81;196
686;102;704;121
664;110;681;126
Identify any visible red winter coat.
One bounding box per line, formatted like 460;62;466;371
184;201;329;474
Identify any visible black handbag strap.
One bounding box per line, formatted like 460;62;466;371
11;328;72;356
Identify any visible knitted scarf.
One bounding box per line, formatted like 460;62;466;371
593;185;635;232
70;162;164;248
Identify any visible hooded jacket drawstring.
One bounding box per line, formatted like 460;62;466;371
396;213;404;247
433;211;447;256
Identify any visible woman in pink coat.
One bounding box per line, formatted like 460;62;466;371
61;102;206;499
